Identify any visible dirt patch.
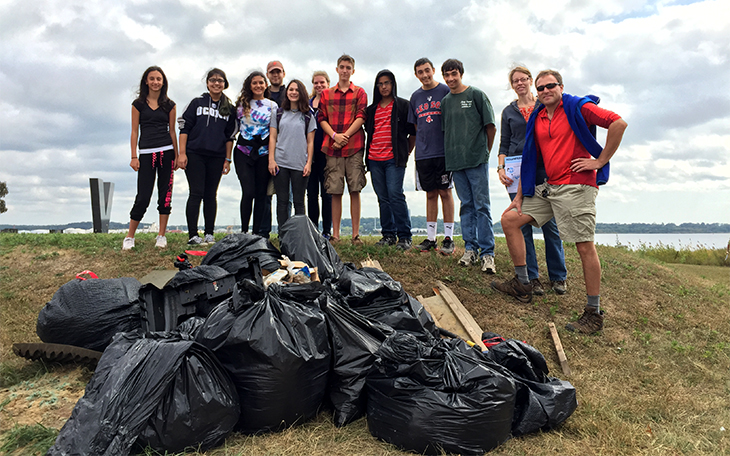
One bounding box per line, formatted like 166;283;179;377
0;366;88;432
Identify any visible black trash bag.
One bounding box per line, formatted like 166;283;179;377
37;277;141;351
201;233;281;280
176;316;206;338
278;215;345;280
486;339;577;436
319;288;393;426
367;332;516;455
196;280;331;434
47;330;239;456
335;268;438;340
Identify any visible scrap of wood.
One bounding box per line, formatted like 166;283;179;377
361;258;383;270
433;281;486;350
548;322;572;377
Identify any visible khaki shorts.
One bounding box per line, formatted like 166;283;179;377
520;183;598;243
324;150;367;194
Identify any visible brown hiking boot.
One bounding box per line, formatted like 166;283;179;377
566;308;604;334
491;276;533;303
551;280;567;295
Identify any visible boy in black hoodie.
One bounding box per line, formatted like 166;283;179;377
365;70;415;250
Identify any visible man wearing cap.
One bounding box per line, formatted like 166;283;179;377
267;61;286;107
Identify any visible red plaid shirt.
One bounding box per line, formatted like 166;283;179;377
317;82;367;157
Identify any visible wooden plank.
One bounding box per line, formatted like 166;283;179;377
434;281;487;350
548;322;572;377
416;295;442;329
361;259;383;270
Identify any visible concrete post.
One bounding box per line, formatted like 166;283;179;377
89;178;114;233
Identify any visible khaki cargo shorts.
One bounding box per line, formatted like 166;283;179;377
520;182;598;243
324;150;367;195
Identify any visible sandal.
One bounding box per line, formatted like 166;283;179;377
351;235;364;246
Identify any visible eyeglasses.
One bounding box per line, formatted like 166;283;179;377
208;78;225;84
376;81;392;87
536;83;560;92
512;77;529;85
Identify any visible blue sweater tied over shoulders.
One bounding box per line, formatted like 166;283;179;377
521;93;609;197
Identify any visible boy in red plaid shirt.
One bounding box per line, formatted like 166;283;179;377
317;54;368;244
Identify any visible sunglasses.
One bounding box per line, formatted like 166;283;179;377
536;82;560;92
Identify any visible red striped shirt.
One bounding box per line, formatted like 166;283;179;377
368;100;394;161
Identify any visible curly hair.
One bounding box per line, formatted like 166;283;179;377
235;71;270;119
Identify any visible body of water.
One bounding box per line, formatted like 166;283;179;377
513;232;730;250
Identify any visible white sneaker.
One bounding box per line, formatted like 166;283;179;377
122;237;135;250
481;255;496;274
203;234;216;245
458;250;478;266
155;235;167;249
188;235;204;245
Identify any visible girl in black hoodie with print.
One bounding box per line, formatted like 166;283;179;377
178;68;236;245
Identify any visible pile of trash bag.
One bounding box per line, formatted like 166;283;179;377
366;332;517;455
36;276;142;351
47;330;239;456
201;233;281;280
196;280;331;434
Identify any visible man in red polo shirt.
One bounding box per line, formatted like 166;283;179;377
317;54;368;245
491;69;628;334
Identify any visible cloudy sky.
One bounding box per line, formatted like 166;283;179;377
1;0;728;228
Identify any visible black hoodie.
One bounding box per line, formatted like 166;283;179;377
178;92;236;157
365;70;415;168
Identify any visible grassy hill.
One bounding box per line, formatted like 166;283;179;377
1;233;728;455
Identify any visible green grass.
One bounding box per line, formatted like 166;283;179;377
0;424;58;455
1;232;729;455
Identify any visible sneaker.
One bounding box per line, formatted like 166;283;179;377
203;234;216;245
188;235;204;245
155;235;167;249
439;237;455;255
351;235;364;246
551;280;567;295
490;276;533;303
481;255;496;274
122;237;135;250
531;278;545;296
566;308;604;334
322;233;331;240
415;238;437;252
458;250;479;266
375;236;397;247
396;238;412;251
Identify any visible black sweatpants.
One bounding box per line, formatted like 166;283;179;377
129;150;175;221
234;151;271;235
185;152;224;238
273;167;308;229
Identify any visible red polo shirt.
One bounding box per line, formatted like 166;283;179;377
536;101;621;187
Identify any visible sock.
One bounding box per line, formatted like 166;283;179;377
515;265;529;285
586;295;600;312
427;222;437;241
444;222;454;239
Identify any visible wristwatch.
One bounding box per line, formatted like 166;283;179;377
496;165;505;171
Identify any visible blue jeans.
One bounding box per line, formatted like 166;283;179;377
368;158;411;240
509;193;567;281
452;163;494;256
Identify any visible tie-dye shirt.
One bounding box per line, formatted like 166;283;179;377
236;98;276;156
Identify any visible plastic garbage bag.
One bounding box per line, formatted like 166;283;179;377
335;268;438;340
486;338;577;435
201;233;281;280
319;288;393;426
196;280;331;434
367;332;516;455
176;316;206;338
278;215;345;280
37;277;141;351
47;330;239;456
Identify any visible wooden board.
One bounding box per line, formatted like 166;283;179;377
360;259;383;270
548;322;572;377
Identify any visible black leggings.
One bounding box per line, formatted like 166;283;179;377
274;167;308;228
185;153;224;238
234;151;270;235
129;151;174;221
